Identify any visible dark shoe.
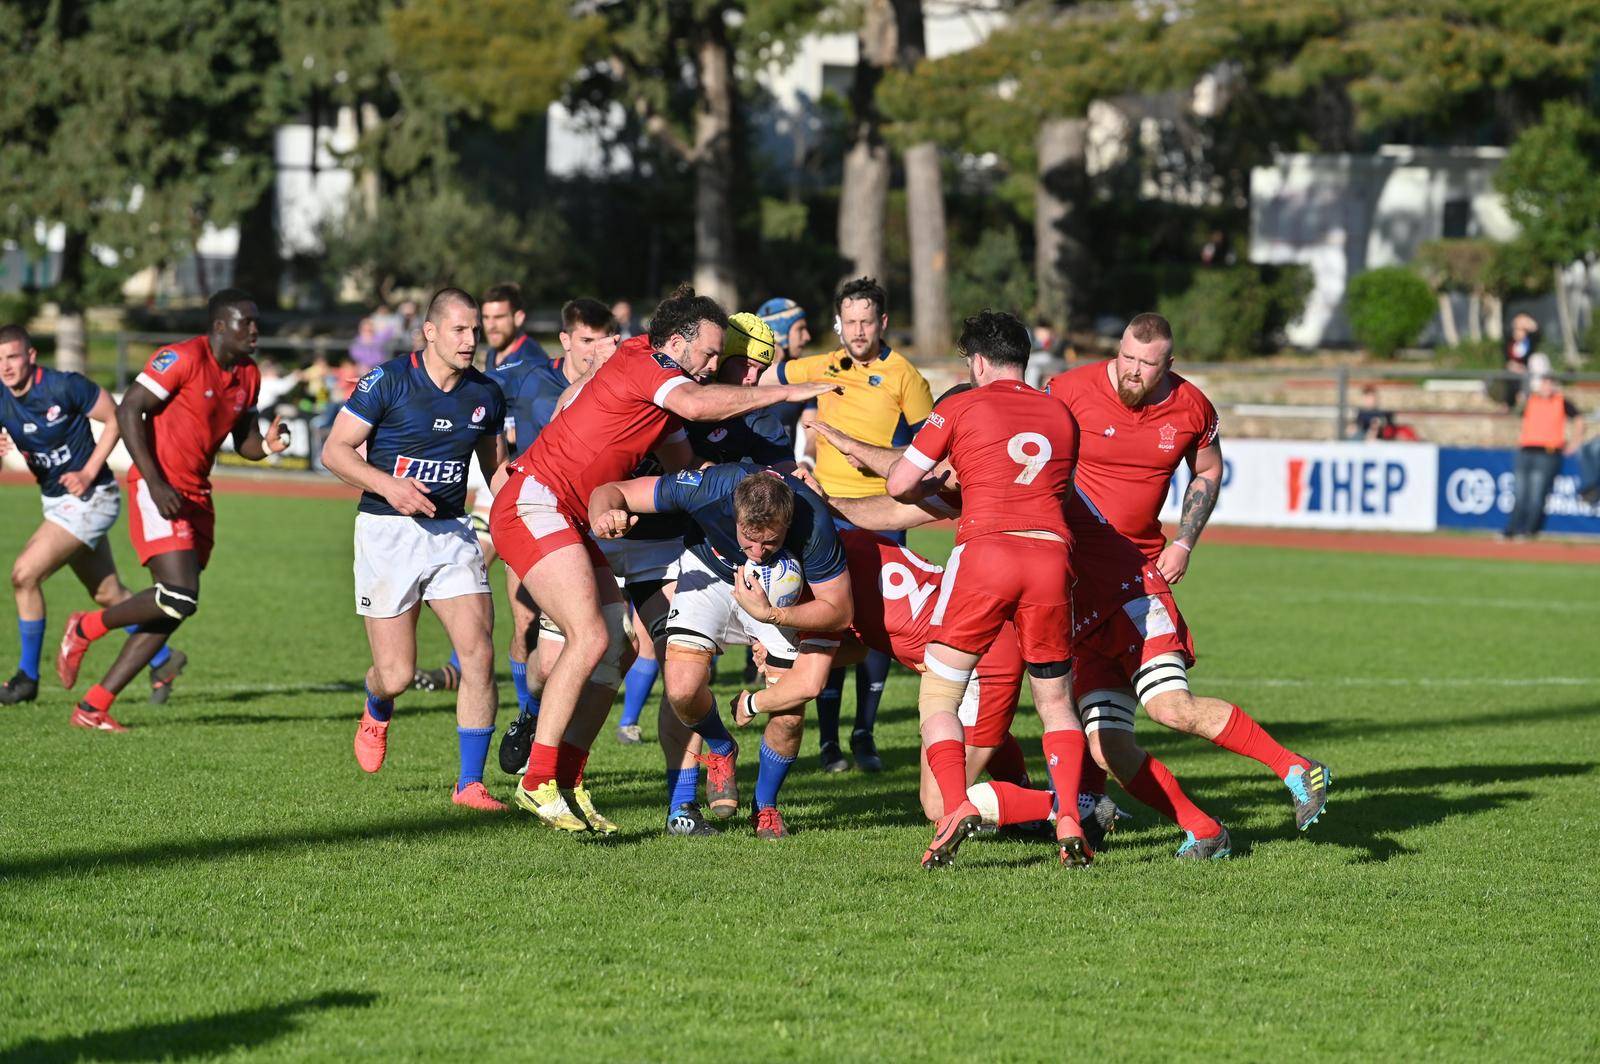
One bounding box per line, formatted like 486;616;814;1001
0;671;39;705
1285;760;1333;831
1175;824;1233;860
498;712;538;775
666;802;720;836
149;648;187;704
818;740;849;774
850;731;882;773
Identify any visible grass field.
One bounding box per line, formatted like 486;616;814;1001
2;484;1598;1060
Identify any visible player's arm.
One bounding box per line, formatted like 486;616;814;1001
661;378;838;423
473;432;508;492
232;406;289;461
320;409;437;517
731;644;838;724
830;493;955;532
735;569;853;633
58;386;121;497
1159;439;1223;585
653;431;695;474
587;476;662;539
116;382;185;518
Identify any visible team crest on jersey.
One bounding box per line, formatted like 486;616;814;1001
675;469;703;486
471;405;485;424
357;366;384;393
868;374;883;387
650;351;679;371
151;350;179;373
45;405;62;423
707;428;728;443
1158;422;1177;451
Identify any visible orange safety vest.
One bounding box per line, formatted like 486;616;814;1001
1519;392;1571;450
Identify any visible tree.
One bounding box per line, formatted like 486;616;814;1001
1495;100;1600;357
837;0;896;285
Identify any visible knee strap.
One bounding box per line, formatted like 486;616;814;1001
591;601;629;688
1134;652;1189;702
918;670;971;724
154;583;199;620
1078;688;1138;735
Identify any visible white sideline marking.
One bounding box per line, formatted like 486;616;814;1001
1205;676;1595;689
1228;589;1600;613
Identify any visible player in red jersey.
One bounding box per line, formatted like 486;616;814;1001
882;310;1089;869
55;290;288;730
489;285;834;832
1048;312;1332;832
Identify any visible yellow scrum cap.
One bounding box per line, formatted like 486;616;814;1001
724;311;778;367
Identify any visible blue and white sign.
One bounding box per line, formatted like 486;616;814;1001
1436;447;1600;535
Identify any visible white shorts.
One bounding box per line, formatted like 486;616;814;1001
664;550;837;667
470;486;495;535
42;481;121;548
597;535;682;585
354;513;489;618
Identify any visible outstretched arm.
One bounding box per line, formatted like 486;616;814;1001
1158;440;1222;584
663;379;838;423
830;493;955;532
587;476;662;538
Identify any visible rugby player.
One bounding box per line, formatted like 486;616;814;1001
489;286;836;833
0;326;186;705
883;310;1089;869
320;288;509;811
589;465;850;839
54;290;287;731
1047;313;1332;832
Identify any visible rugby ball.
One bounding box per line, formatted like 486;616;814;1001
742;551;804;609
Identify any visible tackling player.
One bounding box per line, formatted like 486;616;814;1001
489;285;835;834
589;465;850;839
884;310;1089;869
321;288;509;811
1048;313;1332;832
54;290;287;730
0;326;185;705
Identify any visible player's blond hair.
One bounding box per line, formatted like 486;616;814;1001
733;473;795;534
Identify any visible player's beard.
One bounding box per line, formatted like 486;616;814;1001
1117;375;1156;407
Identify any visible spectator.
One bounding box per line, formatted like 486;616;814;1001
1025;316;1065;389
1503;373;1582;540
1490;313;1541;410
349;316;389;371
396;299;422;350
256;357;298;413
369;301;403;340
1354;385;1397;439
611;299;640;339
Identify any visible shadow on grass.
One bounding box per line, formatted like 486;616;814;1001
184;702;456;725
0;990;377;1062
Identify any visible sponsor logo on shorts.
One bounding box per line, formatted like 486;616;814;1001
357;366;384;393
151;350;179;373
471;405;485;424
360;596;372;608
392;456;467;483
1158;422;1177;452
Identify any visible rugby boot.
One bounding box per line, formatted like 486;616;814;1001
1056;817;1094;869
666;802;720;836
411;663;460;692
1078;792;1127;851
1285;760;1333;831
0;671;39;705
752;806;790;840
498;711;537;775
69;701;128;733
56;612;92;689
818;739;849;774
696;741;740;819
568;785;618;835
1175;824;1233;860
615;723;643;745
850;730;883;773
451;782;508;812
353;709;390;773
921;800;983;870
148;649;187;705
515;778;589;832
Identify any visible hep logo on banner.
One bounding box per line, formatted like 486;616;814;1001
1287;457;1408;514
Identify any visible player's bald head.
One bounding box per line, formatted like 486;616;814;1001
426;287;479;325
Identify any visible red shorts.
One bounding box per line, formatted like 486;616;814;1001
490;471;609;580
127;476;215;569
927;534;1072;664
1070;590;1195;695
959;622;1025;746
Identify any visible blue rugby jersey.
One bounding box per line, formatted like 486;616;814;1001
0;366;113;497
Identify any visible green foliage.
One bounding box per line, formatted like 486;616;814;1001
1483;238;1549;299
0;290;41;329
1157;266;1312;360
1345;266;1437;357
1432;339;1506;369
948;226;1035;328
1495;100;1600;267
1415;239;1497;294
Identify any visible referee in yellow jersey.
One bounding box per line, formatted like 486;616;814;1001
774;277;933;772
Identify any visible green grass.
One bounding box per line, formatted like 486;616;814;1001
1;485;1597;1060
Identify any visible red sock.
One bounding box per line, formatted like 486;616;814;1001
79;611;109;642
990;781;1055;826
926;739;970;813
1040;730;1085;826
84;684;117;711
1125;755;1220;838
985;733;1030;785
1079;749;1108;796
1212;704;1309;780
555;741;589;788
523;742;559;788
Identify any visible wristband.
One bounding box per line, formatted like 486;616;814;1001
745;690;760;717
1171;540;1193;553
769;606;789;628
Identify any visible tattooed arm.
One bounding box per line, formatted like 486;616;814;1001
1157;440;1222;585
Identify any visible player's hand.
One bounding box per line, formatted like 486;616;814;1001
592;508;637;539
1156;542;1191;585
0;430;12;459
792;465;825;498
732;567;776;622
731;690;759;728
58;470;92;497
750;642;769;676
261;415;289;456
383;477;436;517
786;381;843;403
147;479;186;519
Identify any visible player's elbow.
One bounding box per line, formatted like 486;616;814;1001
885;464;922;503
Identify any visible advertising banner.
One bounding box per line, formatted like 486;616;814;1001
1435;447;1600;535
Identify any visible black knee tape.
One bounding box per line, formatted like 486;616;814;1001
625;578;673;615
1026;659;1071;679
154;583;199;620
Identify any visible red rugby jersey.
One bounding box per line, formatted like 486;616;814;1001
131;335;260;500
838;529;946;669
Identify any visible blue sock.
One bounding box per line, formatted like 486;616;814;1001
755;742;797;810
456;726;494;791
852;651;891;737
365;684;394;722
667;765;699;809
123;626;172;671
620;658;660;728
17;618;45;680
447;649;461;671
509;657;532;714
690;700;736;757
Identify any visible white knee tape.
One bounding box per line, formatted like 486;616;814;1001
591;601;629;688
1078;688;1137;734
538;611;565;642
1134;652;1189;703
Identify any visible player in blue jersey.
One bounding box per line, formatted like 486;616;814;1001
0;325;186;705
320;288;510;811
587;464;853;838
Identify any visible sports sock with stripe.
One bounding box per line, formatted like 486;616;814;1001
620;658;660;728
754;742;796;810
1079;751;1109;796
365;684;394;722
1211;704;1309;780
17;617;45;680
1124;754;1220;838
816;667;844;748
456;726;494;791
689;701;735;757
